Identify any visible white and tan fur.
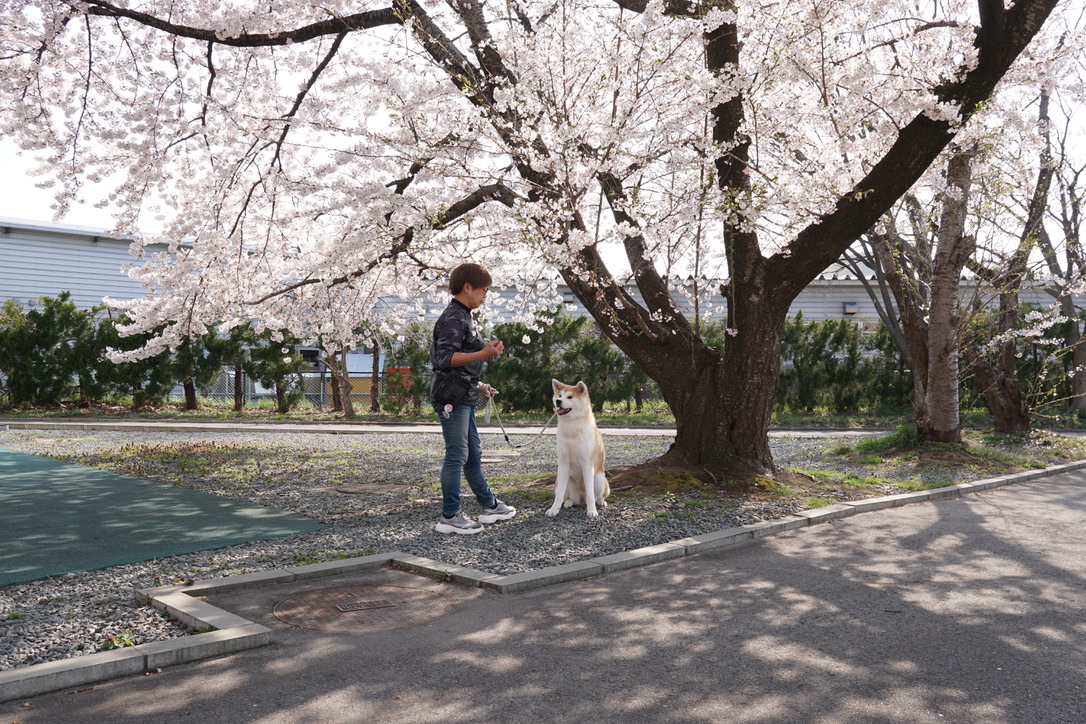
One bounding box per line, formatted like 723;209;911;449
547;379;609;518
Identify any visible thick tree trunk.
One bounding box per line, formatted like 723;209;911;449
623;338;779;480
678;339;779;479
922;286;963;443
274;383;288;414
324;351;356;419
962;345;1031;432
1069;319;1086;414
990;294;1032;433
574;263;784;480
233;361;244;412
370;337;381;413
918;152;976;443
330;377;342;412
183;378;198;410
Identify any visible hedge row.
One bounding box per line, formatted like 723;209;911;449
0;293;310;411
8;294;1071;417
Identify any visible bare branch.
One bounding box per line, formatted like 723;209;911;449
769;0;1060;299
68;0;401;46
245;183;522;305
270;32;347;170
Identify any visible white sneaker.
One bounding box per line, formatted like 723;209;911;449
478;499;517;524
435;510;484;535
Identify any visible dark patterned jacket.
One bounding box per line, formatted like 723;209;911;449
429;299;485;405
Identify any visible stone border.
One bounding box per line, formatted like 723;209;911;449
3;460;1085;703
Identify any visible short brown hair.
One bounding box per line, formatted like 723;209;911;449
448;263;492;295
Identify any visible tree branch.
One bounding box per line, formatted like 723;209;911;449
245;183;522;305
270;31;347;170
597;170;692;335
610;0;701;16
69;1;400;45
767;0;1060;302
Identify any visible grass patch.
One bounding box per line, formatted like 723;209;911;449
893;479;960;491
0;399;913;430
854;424;920;454
788;468;883;488
816;428;1086;493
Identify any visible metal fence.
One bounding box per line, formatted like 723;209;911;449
166;367;389;409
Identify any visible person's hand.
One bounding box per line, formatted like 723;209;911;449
479;383;498;400
483;340;504;359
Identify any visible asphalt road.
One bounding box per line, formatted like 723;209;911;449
2;471;1085;723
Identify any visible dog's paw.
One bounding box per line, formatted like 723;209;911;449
545;506;561;517
562;500;573;509
599;499;609;508
586;508;599;519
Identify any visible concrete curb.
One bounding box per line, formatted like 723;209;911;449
3;459;1086;703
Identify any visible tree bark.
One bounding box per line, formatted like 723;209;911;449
370;337;381;414
233;360;244;412
323;350;355;419
960;92;1054;433
183;378;198;410
1068;314;1086;414
568;0;1056;476
963;344;1032;432
918;153;976;443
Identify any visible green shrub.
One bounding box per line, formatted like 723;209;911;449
381;321;432;415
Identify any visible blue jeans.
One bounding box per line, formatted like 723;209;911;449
435;402;496;517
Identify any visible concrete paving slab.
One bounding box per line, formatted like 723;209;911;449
0;646;145;702
591;540;687;572
794;502;858;522
674;527;755;554
482;560;605;592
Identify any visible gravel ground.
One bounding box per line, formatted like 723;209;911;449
0;426;962;672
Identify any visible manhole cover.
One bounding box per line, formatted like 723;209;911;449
273;585;454;632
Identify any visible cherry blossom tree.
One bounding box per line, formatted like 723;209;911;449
0;0;1073;479
1037;93;1086;413
843;56;1086;441
961;92;1058;435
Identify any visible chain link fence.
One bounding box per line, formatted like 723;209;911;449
167;366;392;409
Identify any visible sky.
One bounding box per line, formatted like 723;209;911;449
0;137;118;230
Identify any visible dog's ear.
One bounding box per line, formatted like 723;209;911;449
576;381;588;393
552;379;562;394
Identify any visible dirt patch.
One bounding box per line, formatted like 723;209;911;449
621;465;887;501
911;446;987;466
521;464;882;507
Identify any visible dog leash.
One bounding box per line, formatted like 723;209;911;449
485;395;557;450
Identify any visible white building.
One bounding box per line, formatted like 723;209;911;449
15;216;1063;335
1;218;148;311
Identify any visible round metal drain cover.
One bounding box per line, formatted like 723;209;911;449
273;585;454;632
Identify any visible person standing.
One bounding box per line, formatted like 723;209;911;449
430;263;517;535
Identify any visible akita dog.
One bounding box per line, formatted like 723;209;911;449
547;379;610;518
